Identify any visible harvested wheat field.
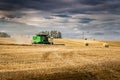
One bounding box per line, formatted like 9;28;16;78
0;38;120;80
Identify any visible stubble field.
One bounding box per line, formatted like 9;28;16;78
0;38;120;80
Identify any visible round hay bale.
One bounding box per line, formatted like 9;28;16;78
84;37;87;40
84;42;89;46
103;43;109;48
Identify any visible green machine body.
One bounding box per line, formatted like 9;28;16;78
32;34;50;44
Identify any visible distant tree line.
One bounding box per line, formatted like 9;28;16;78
37;30;62;38
0;32;10;37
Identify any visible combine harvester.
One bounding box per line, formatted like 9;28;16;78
32;34;53;44
32;33;65;46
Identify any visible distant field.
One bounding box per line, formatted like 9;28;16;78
0;38;120;80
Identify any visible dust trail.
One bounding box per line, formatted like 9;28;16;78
14;36;32;44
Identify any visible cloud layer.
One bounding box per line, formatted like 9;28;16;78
0;0;120;40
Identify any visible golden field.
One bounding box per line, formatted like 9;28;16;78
0;38;120;80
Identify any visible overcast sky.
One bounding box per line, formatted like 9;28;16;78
0;0;120;40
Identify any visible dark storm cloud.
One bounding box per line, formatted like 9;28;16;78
5;13;26;18
102;19;115;21
79;18;95;23
0;0;67;11
77;0;106;5
52;14;71;18
0;0;120;14
44;16;54;19
0;0;25;11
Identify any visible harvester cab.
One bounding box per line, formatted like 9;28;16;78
32;34;53;44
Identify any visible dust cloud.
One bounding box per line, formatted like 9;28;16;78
14;36;32;44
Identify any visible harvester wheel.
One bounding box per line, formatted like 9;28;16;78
50;42;53;45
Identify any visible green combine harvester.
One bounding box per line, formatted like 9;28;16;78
32;34;53;44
